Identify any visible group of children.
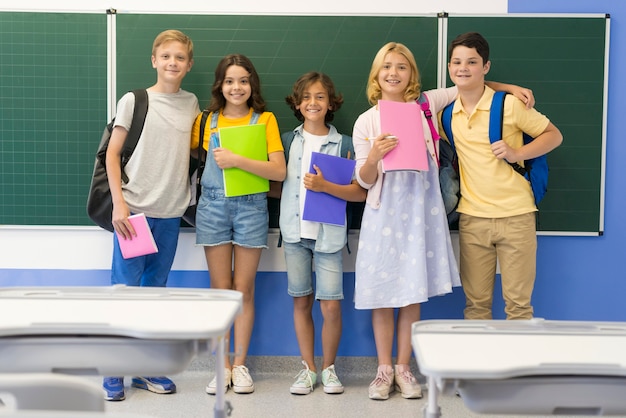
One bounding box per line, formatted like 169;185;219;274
103;29;562;402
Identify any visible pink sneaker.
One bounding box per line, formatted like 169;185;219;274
394;364;422;399
368;365;394;400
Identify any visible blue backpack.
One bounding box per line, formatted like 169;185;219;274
441;91;549;207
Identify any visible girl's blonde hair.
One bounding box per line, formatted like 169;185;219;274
152;29;194;61
366;42;421;105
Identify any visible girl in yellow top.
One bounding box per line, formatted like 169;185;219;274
191;54;286;395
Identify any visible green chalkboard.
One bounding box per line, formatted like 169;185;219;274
115;14;439;143
115;14;439;229
447;15;608;234
0;12;107;226
0;12;608;235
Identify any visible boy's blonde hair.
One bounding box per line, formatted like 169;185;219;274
366;42;421;105
152;29;194;61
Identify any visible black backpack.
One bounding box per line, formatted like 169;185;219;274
87;89;149;232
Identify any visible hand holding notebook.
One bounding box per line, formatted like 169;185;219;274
378;99;429;172
115;213;158;259
302;152;356;226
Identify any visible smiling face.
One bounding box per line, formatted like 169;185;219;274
448;45;491;91
151;40;192;88
297;80;331;125
221;64;252;110
377;52;412;102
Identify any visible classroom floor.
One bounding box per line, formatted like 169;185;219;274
101;356;587;418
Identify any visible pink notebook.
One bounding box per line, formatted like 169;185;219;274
116;213;158;259
379;99;429;172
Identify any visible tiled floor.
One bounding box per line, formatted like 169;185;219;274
102;356;582;418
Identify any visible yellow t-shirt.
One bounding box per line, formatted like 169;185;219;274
446;86;550;218
191;108;283;154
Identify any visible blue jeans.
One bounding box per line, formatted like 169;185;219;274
111;216;180;287
284;239;343;300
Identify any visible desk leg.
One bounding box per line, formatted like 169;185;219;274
423;376;441;418
214;336;231;418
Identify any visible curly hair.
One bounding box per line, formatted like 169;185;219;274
206;54;266;114
285;72;344;123
366;42;421;105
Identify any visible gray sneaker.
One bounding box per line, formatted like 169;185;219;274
290;361;317;395
321;364;344;394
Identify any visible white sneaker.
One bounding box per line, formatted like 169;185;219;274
232;365;254;394
368;365;394;400
394;364;422;399
290;361;317;395
321;364;344;394
205;368;231;395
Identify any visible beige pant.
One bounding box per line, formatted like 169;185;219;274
459;212;537;320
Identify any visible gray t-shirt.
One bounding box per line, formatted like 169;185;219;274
114;89;199;218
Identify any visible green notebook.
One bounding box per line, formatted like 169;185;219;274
219;124;269;197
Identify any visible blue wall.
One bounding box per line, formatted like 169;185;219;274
510;0;626;322
2;0;624;357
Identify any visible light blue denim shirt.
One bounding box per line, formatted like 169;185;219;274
279;124;350;253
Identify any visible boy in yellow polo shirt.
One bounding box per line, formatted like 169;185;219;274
441;32;562;320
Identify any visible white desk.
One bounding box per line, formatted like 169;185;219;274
0;286;242;418
412;319;626;417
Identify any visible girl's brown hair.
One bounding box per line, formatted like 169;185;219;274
207;54;266;113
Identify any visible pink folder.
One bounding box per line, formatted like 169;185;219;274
379;99;429;172
116;213;158;259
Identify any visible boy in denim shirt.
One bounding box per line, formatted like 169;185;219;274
278;72;365;395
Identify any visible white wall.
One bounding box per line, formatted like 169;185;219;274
0;0;503;271
3;0;506;14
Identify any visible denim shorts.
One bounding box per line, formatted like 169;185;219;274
195;188;268;248
284;239;344;300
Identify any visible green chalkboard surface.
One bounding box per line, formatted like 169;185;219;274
0;12;107;226
115;14;439;142
0;12;608;235
447;16;608;234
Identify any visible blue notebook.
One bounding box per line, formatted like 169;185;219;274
302;152;356;226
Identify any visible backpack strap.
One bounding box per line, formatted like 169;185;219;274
281;130;296;162
340;134;354;160
194;109;210;182
119;89;149;183
489;91;528;176
120;89;149;167
441;101;455;151
489;91;507;144
417;93;440;165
